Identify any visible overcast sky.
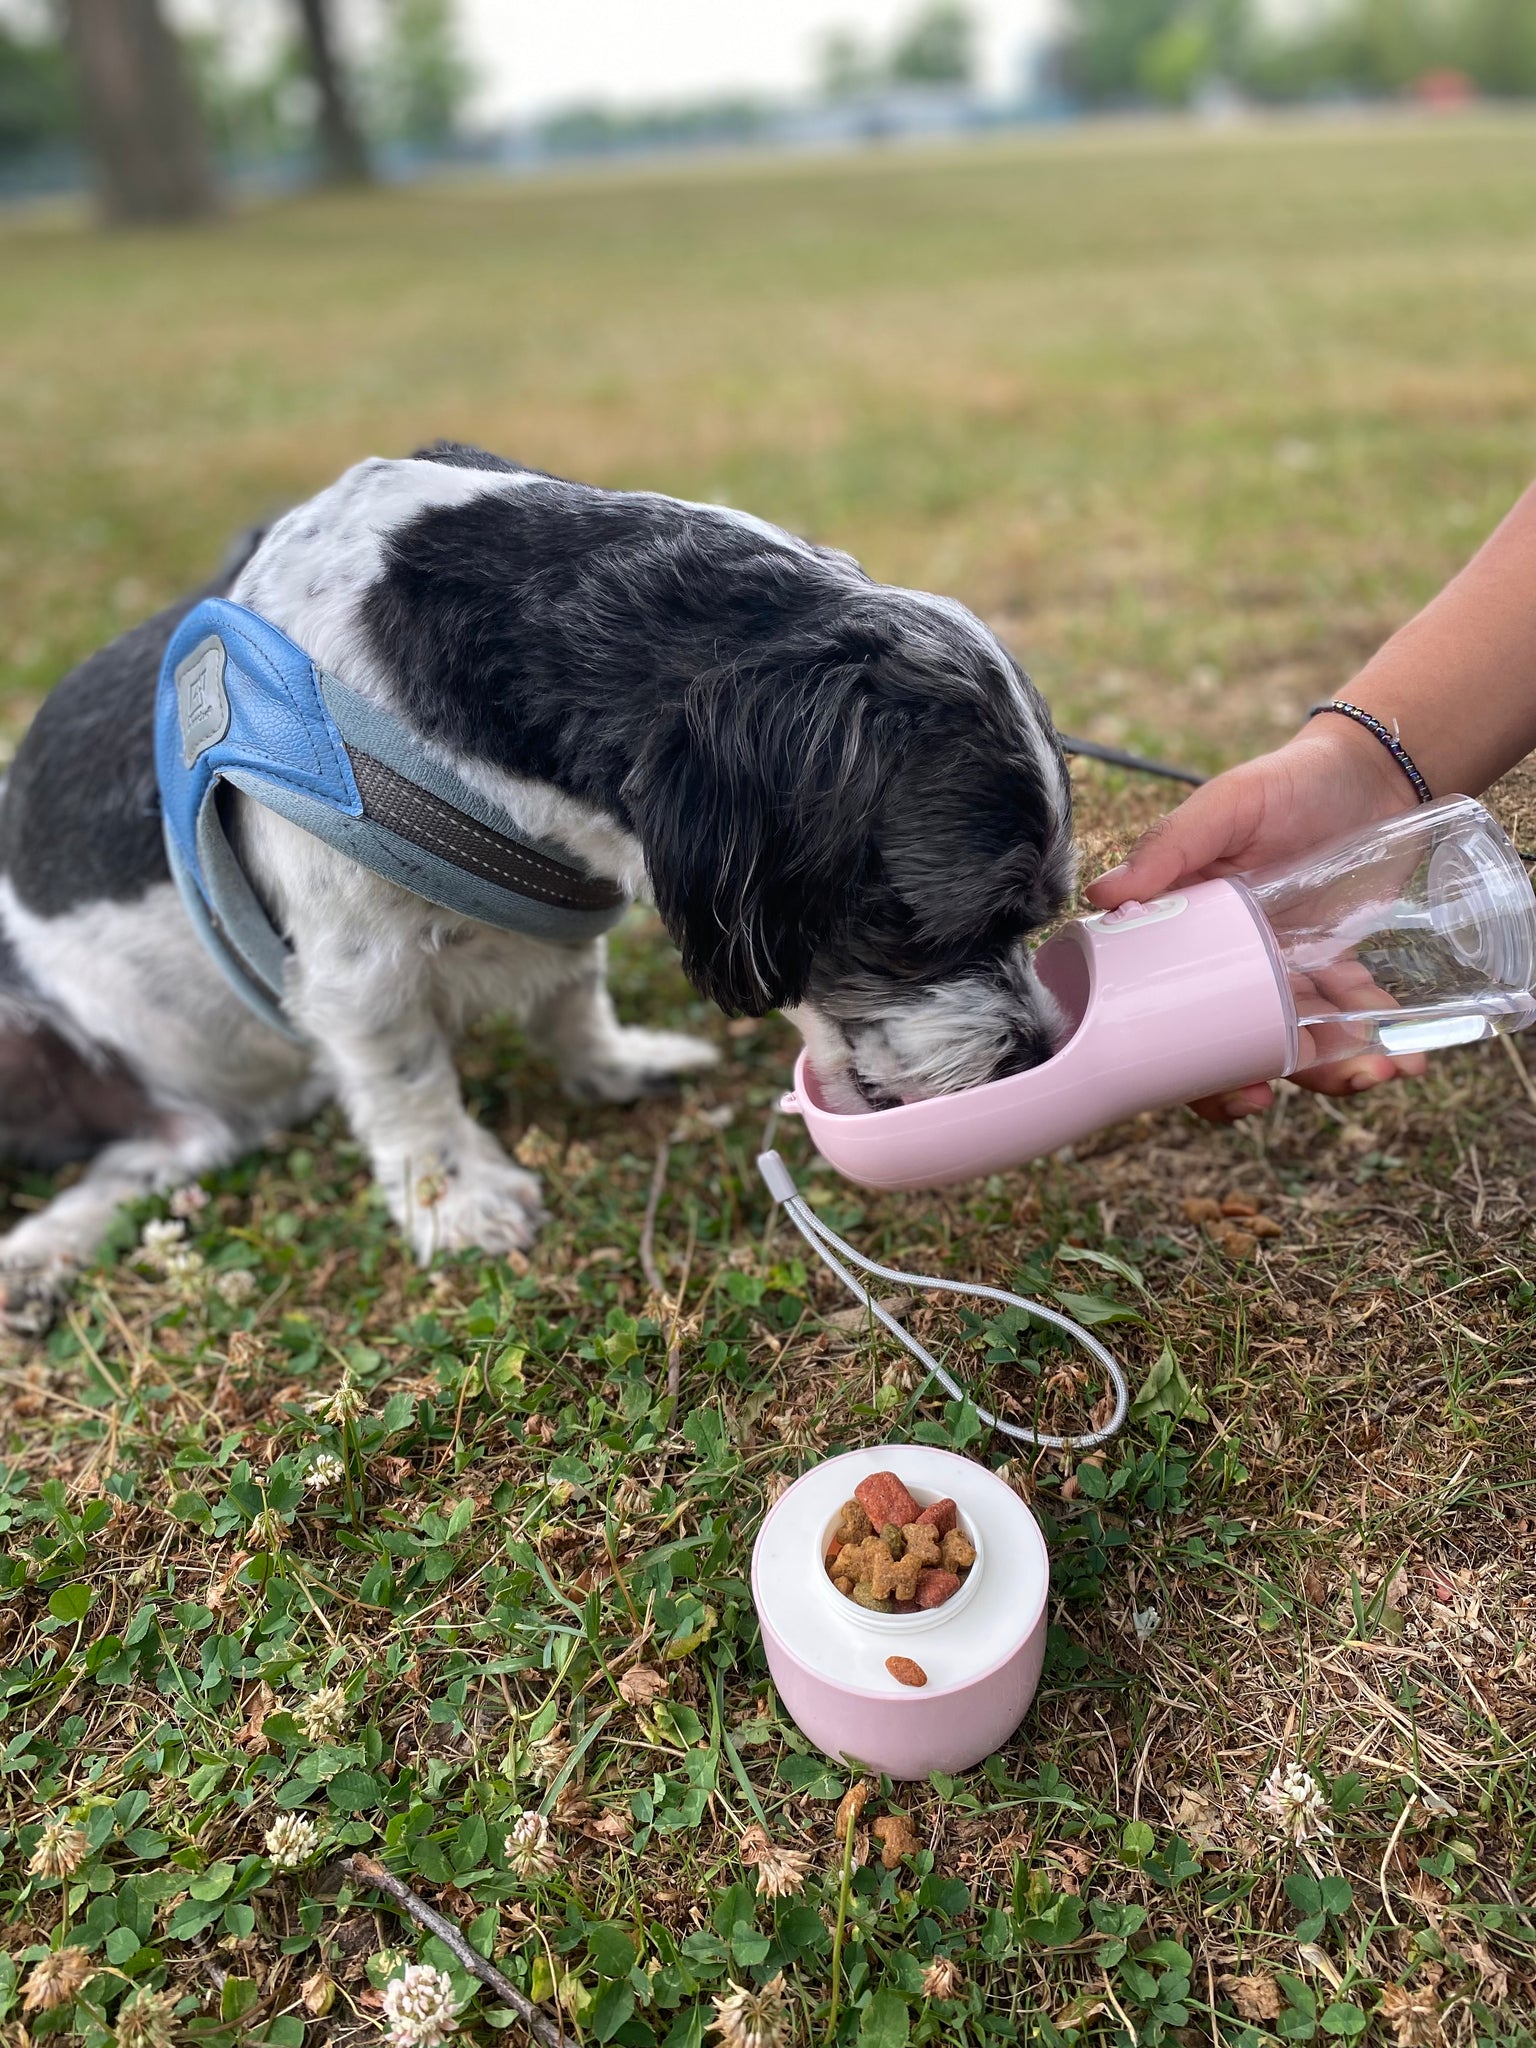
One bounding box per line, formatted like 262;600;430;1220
453;1;1061;120
138;0;1062;124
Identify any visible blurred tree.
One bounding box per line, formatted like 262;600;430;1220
62;0;217;222
1056;0;1252;104
818;27;878;98
889;3;975;86
1463;0;1536;93
294;0;372;184
375;0;471;149
0;19;75;164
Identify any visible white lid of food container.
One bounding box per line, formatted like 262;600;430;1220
753;1444;1050;1700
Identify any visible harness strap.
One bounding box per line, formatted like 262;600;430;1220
156;599;630;1040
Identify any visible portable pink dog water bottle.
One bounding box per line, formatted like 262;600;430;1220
783;794;1536;1190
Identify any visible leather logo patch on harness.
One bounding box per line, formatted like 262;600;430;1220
174;635;231;768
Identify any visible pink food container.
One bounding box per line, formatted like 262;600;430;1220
751;1444;1050;1781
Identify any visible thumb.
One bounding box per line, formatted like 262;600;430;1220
1084;776;1253;909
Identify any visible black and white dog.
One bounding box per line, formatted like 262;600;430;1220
0;443;1073;1330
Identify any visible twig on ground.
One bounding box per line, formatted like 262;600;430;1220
342;1854;567;2048
638;1135;685;1404
639;1137;670;1302
1499;1029;1536;1112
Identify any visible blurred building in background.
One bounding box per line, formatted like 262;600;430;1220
2;0;1534;215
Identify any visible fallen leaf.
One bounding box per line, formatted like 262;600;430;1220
835;1780;872;1840
1222;1973;1282;2022
618;1664;667;1706
1377;1983;1441;2048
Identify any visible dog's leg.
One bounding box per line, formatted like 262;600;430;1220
0;1110;242;1335
309;999;544;1264
526;944;718;1104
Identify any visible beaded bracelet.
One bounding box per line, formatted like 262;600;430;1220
1306;699;1433;804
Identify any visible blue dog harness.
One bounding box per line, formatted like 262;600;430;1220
156;599;630;1039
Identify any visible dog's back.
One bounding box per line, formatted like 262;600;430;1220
0;527;268;1167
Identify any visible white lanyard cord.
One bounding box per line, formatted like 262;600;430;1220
758;1150;1129;1453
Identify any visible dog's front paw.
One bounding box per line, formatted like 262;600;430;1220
0;1257;75;1338
407;1141;545;1264
563;1028;719;1105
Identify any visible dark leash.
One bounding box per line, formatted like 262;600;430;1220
1058;733;1206;787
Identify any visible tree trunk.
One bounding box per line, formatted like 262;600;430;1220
295;0;372;186
63;0;217;225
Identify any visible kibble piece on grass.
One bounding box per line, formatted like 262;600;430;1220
885;1655;927;1687
872;1813;919;1868
1211;1224;1257;1260
1250;1214;1283;1238
940;1528;976;1572
855;1471;921;1530
915;1497;958;1535
915;1567;962;1608
1181;1196;1223;1223
837;1499;873;1544
1220;1193;1259;1217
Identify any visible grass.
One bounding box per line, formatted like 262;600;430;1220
2;112;1536;2048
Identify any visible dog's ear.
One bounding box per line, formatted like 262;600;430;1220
626;661;890;1016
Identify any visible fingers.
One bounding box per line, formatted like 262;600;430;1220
1084;772;1261;909
1292;1051;1427;1096
1190;1051;1428;1122
1189;1082;1274;1123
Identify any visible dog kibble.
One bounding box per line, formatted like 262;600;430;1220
885;1656;927;1687
915;1567;962;1608
854;1471;921;1530
829;1476;973;1613
851;1584;895;1613
1181;1196;1223;1224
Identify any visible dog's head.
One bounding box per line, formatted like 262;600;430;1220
628;582;1075;1110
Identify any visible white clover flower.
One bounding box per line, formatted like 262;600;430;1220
28;1818;89;1878
524;1728;572;1787
1255;1760;1332;1844
739;1824;811;1900
381;1964;460;2048
115;1988;179;2048
164;1246;206;1286
312;1369;367;1425
306;1452;345;1494
922;1956;964;2001
168;1183;210;1218
139;1217;186;1264
263;1812;322;1868
296;1686;348;1745
711;1974;790;2048
215;1268;258;1306
504;1810;558;1880
22;1944;93;2014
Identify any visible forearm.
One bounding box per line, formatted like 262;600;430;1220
1332;480;1536;799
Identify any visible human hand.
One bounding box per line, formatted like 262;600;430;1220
1085;717;1428;1119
